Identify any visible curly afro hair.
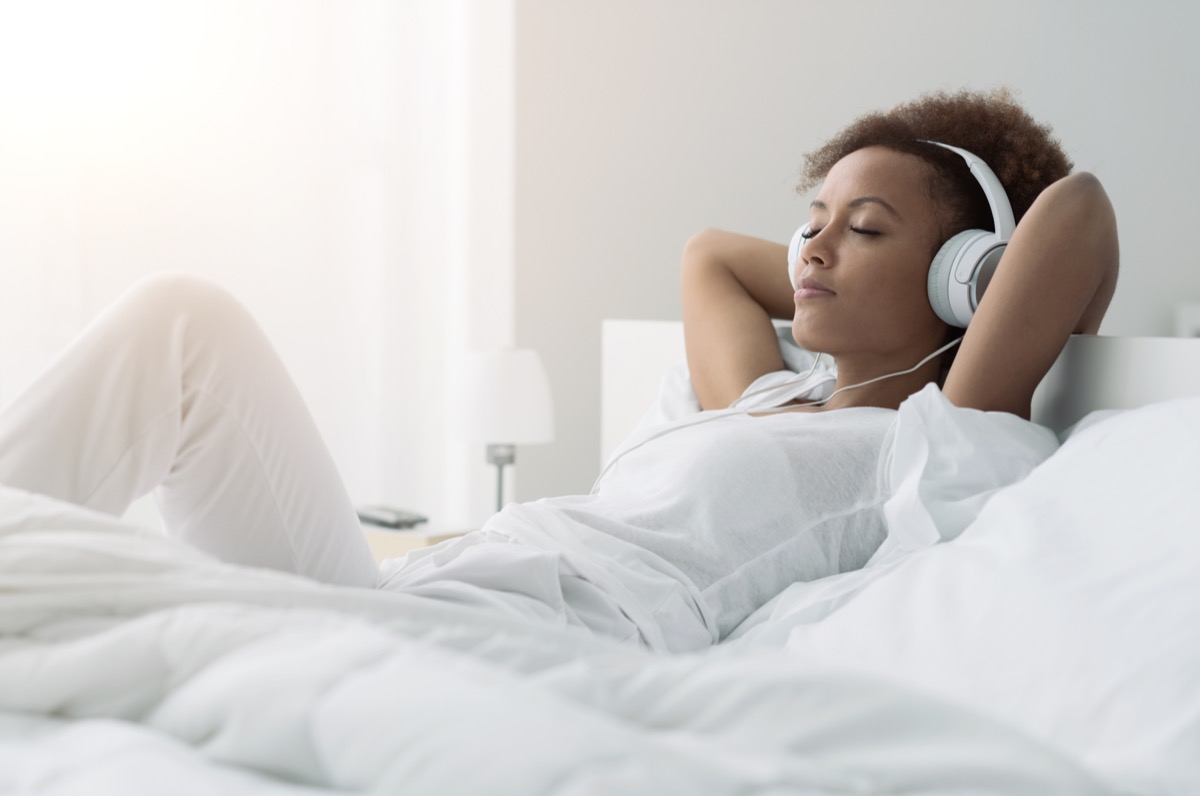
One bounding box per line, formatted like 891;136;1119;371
798;88;1072;248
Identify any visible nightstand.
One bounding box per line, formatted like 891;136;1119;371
362;526;472;561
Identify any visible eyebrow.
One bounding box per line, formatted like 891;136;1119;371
809;196;903;220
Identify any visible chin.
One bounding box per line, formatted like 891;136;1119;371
791;318;835;354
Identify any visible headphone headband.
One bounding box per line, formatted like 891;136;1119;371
920;140;1015;238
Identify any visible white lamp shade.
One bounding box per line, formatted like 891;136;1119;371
460;348;555;444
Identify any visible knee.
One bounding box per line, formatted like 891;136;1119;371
124;272;240;313
116;273;254;339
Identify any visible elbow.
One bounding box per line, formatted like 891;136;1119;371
681;227;721;262
1049;172;1116;232
1037;172;1119;333
1072;172;1119;275
1043;171;1119;270
684;226;724;249
680;227;729;281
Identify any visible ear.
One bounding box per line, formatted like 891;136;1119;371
787;224;810;289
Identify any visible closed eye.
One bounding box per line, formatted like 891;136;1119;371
801;226;880;240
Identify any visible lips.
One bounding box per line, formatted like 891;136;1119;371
795;276;835;300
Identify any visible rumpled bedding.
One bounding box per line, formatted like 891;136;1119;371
0;510;1099;795
728;388;1200;795
3;385;1199;794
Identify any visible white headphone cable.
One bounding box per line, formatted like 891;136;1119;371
590;336;963;493
784;335;962;410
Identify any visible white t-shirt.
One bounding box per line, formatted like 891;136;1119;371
381;369;898;653
576;403;895;640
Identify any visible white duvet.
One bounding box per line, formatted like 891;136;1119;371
2;387;1199;795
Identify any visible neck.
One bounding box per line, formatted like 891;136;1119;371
824;366;939;410
821;343;954;410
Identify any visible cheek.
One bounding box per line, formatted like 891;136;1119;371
856;261;946;342
868;252;932;314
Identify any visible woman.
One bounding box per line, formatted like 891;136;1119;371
684;89;1116;419
0;89;1117;654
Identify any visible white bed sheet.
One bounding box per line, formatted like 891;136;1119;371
728;390;1200;795
3;387;1199;793
1;487;1104;795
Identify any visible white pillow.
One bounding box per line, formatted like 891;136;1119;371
782;394;1200;794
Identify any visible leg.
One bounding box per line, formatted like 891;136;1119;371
0;274;379;587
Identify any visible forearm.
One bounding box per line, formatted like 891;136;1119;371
681;229;794;409
942;172;1119;417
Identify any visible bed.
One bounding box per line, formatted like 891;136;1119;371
2;322;1199;795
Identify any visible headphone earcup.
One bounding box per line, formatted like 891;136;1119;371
787;224;810;289
927;229;984;328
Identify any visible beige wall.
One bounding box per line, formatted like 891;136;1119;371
514;0;1200;500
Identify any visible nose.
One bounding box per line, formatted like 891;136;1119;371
801;229;831;269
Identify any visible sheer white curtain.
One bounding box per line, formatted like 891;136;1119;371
0;0;512;527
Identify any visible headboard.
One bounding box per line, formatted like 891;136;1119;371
600;319;1200;465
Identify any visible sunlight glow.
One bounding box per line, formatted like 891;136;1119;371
0;0;214;155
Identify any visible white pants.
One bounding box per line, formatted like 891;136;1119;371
0;274;380;588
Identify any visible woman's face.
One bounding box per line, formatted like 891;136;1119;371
792;146;951;368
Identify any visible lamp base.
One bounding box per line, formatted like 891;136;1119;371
485;444;516;513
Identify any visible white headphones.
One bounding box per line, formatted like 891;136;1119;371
787;141;1015;328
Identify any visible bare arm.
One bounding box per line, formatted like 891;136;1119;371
680;229;796;410
942;172;1119;418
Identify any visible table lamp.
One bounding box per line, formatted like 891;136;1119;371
462;348;555;512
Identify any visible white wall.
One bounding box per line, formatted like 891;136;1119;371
3;1;1195;525
514;0;1200;500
